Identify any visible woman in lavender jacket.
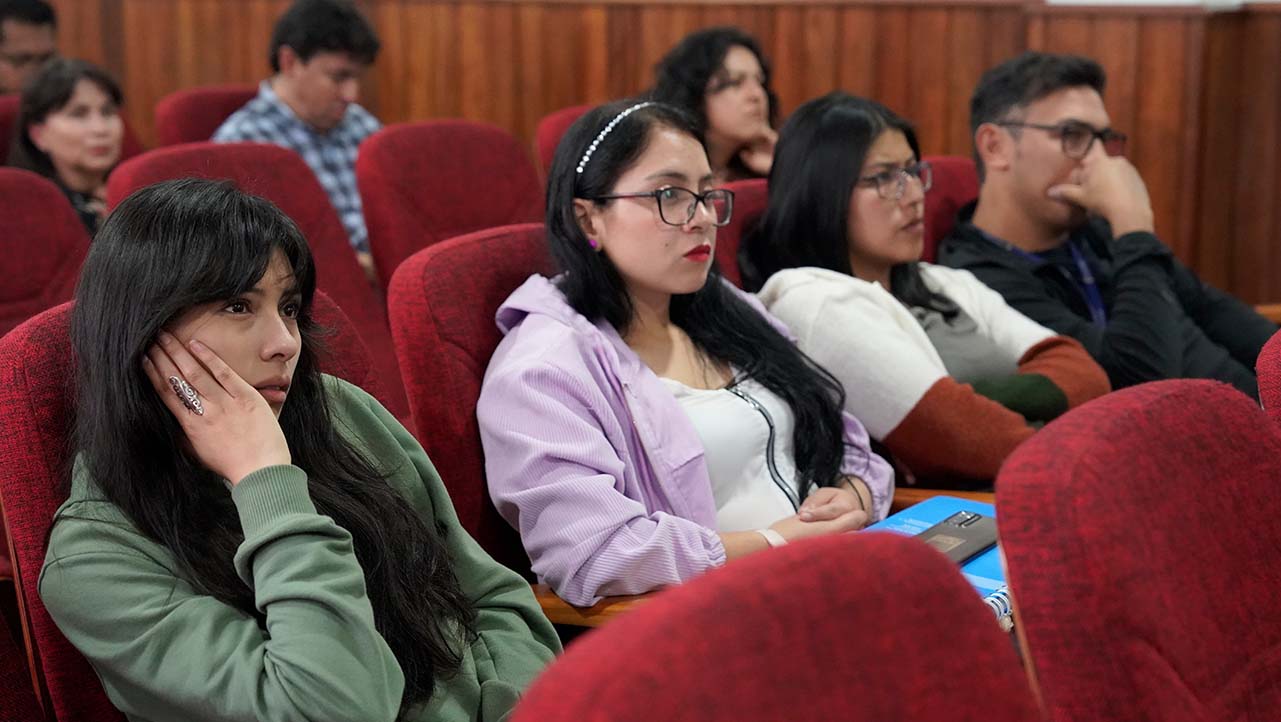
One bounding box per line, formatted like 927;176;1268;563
478;99;894;607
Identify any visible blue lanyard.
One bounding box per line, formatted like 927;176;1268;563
1066;242;1108;329
978;230;1108;329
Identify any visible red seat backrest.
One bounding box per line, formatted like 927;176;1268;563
0;94;144;166
512;532;1041;722
0;169;90;339
0;303;130;722
153;84;257;146
387;223;553;574
0;291;385;721
0;613;41;721
358;121;542;290
103;141;410;423
533;104;591;181
1258;330;1281;427
922;155;979;263
715;177;768;289
998;379;1281;722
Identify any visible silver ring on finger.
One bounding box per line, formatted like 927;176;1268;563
168;375;205;416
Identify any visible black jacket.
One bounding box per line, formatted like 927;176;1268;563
939;202;1277;397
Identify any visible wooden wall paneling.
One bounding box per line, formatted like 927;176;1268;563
602;5;642;101
906;8;951;155
800;7;841;105
944;9;988;156
873;8;912;121
121;0;179;144
51;0;112;68
514;2;549;140
1089;16;1139;146
1133;17;1193;259
981;7;1024;69
1194;12;1242;292
422;2;465;121
1233;12;1281;303
460;3;518;129
635;5;694;88
836;7;879;99
766;5;807;114
39;0;1273;300
1173;16;1206;269
371;0;408;123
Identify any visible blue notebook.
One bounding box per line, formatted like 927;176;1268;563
868;495;1012;627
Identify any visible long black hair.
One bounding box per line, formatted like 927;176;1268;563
741;92;958;319
7;57;122;182
546;98;865;497
651;26;779;180
69;178;475;719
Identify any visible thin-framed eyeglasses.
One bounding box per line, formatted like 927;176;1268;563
995;120;1127;159
591;187;735;227
857;161;933;201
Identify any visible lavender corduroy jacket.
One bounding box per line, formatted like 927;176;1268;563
477;275;894;606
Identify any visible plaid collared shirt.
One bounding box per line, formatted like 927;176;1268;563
212;81;381;252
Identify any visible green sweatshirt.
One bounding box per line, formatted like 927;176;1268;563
39;375;561;722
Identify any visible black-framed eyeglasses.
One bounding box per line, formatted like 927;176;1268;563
592;187;735;227
996;120;1127;159
857;161;933;201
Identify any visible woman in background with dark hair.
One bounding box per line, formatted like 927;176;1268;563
742;92;1109;487
478;98;893;608
40;178;559;722
7;57;122;235
651;27;778;183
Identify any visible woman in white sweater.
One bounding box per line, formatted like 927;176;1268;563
740;92;1109;486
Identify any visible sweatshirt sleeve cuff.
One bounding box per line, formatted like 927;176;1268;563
231;465;316;537
700;525;728;568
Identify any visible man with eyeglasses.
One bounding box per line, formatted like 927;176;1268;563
940;52;1276;397
0;0;57;95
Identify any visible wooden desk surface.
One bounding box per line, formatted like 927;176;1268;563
534;487;997;627
889;487;996;513
1257;304;1281;323
533;584;655;628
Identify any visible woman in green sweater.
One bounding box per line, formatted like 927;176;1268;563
38;178;560;722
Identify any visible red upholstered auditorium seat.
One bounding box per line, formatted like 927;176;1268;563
104;141;410;423
1259;330;1281;427
511;533;1041;722
0;168;90;338
997;379;1281;722
0;615;40;721
153;84;256;146
534;104;590;180
921;155;979;262
0;94;145;166
357;120;542;289
0;291;391;721
715;177;768;289
387;223;552;575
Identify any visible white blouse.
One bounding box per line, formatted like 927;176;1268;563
660;376;803;532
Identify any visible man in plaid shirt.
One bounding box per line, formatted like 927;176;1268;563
214;0;381;276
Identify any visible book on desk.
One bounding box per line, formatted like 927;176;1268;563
868;495;1013;630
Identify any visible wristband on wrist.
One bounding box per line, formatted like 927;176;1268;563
756;528;787;548
841;477;868;513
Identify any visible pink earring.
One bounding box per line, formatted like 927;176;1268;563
588;238;599;249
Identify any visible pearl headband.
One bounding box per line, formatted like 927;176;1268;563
576;101;655;174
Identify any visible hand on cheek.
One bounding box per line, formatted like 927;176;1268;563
141;331;291;486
